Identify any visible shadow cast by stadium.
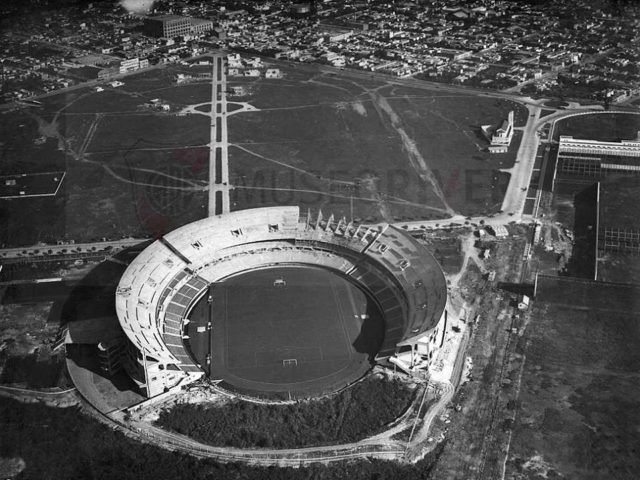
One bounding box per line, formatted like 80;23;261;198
352;299;386;362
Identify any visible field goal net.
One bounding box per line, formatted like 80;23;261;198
282;358;297;367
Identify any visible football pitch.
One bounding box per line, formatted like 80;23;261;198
187;266;385;398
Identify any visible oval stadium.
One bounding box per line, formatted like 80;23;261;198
115;207;449;398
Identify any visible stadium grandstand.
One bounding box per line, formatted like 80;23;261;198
557;132;640;177
115;207;449;397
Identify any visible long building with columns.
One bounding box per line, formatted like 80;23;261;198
557;132;640;177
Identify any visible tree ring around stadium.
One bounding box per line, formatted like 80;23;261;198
115;207;448;398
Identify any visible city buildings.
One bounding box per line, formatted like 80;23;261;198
143;15;213;39
144;15;192;38
2;0;640;103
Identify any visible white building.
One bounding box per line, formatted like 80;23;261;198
119;57;140;74
491;110;514;146
557;132;640;175
265;68;281;79
484;111;515;153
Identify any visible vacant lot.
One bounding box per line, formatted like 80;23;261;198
228;65;527;219
505;277;640;480
1;59;530;246
87;114;208;153
0;66;212;246
553;112;640;142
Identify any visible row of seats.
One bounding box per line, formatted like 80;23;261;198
157;274;210;370
196;244;357;284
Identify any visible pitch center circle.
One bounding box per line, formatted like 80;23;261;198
185;265;385;399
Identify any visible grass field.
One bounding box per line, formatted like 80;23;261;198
0;172;65;198
505;276;640;479
187;266;383;398
0;64;212;246
1;59;529;246
553;112;640;142
87;114;209;152
228;65;527;219
597;252;640;284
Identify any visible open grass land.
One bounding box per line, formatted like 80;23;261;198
0;65;213;246
61;90;149;115
426;230;531;480
553;112;640;142
595;176;640;283
0;301;60;387
0;111;67;244
0;110;65;174
1;59;528;246
420;233;464;276
505;276;640;480
596;252;640;284
228;62;527;219
86;114;208;152
0;172;64;198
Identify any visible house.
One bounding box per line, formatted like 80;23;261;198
265;68;281;79
227;54;243;68
229;86;246;96
492;225;509;238
517;295;530;310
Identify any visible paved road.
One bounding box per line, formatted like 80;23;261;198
92;407;404;466
1;63;169;112
207;54;231;216
499;104;541;216
0;385;76;395
0;238;148;261
404;380;455;461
